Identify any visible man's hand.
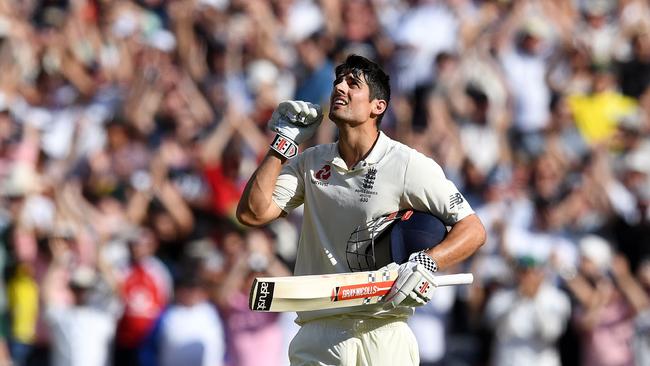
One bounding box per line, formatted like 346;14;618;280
383;252;438;309
268;100;323;159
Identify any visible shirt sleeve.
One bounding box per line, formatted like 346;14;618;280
401;149;474;225
272;154;306;212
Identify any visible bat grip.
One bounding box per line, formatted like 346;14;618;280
434;273;474;287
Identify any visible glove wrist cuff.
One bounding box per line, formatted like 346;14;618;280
270;133;299;159
412;251;438;273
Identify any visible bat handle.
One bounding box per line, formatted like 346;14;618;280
434;273;474;287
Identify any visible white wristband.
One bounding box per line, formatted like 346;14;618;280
270;134;298;159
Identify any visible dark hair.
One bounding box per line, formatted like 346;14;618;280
174;260;204;290
335;54;391;124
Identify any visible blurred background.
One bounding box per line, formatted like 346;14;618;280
0;0;649;365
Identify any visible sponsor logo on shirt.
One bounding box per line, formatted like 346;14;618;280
311;164;331;186
315;164;331;180
449;192;465;209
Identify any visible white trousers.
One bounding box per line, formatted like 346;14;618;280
289;317;419;366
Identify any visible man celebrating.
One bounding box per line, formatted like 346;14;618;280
237;55;485;366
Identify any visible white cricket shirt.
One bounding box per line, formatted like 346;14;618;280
46;305;116;366
159;302;226;366
273;132;474;323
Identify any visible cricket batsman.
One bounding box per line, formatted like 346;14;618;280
237;54;486;366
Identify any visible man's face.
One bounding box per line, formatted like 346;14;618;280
514;263;545;299
329;72;376;126
129;230;156;261
521;34;542;55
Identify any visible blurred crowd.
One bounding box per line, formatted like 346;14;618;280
0;0;649;365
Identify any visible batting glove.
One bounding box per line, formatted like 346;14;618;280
383;251;438;309
268;100;323;159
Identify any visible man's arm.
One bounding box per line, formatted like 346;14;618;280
237;101;323;227
401;151;486;270
427;214;486;271
236;150;287;227
385;151;486;309
383;214;485;309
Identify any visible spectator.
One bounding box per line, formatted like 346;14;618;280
625;257;650;365
114;227;172;366
140;264;225;366
575;0;628;67
215;228;291;366
294;31;335;106
457;85;502;178
568;65;638;145
6;262;39;366
498;14;554;156
391;0;460;93
485;255;571;366
43;239;118;366
562;235;636;366
618;28;650;99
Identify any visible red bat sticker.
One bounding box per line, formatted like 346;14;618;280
330;281;394;301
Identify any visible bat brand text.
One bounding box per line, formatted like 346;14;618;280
254;281;275;310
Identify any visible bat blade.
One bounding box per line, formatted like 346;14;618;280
249;270;473;312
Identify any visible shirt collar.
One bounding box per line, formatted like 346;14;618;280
330;131;390;170
363;131;390;165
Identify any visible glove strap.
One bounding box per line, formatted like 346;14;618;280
412;251;438;273
270;134;298;159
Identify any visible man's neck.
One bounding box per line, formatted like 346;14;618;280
337;124;380;169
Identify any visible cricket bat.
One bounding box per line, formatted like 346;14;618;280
249;268;473;312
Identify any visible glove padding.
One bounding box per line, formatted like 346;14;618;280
382;252;438;309
268;100;323;159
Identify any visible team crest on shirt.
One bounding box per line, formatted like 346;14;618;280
355;167;378;203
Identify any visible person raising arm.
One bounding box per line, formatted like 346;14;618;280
237;54;485;366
